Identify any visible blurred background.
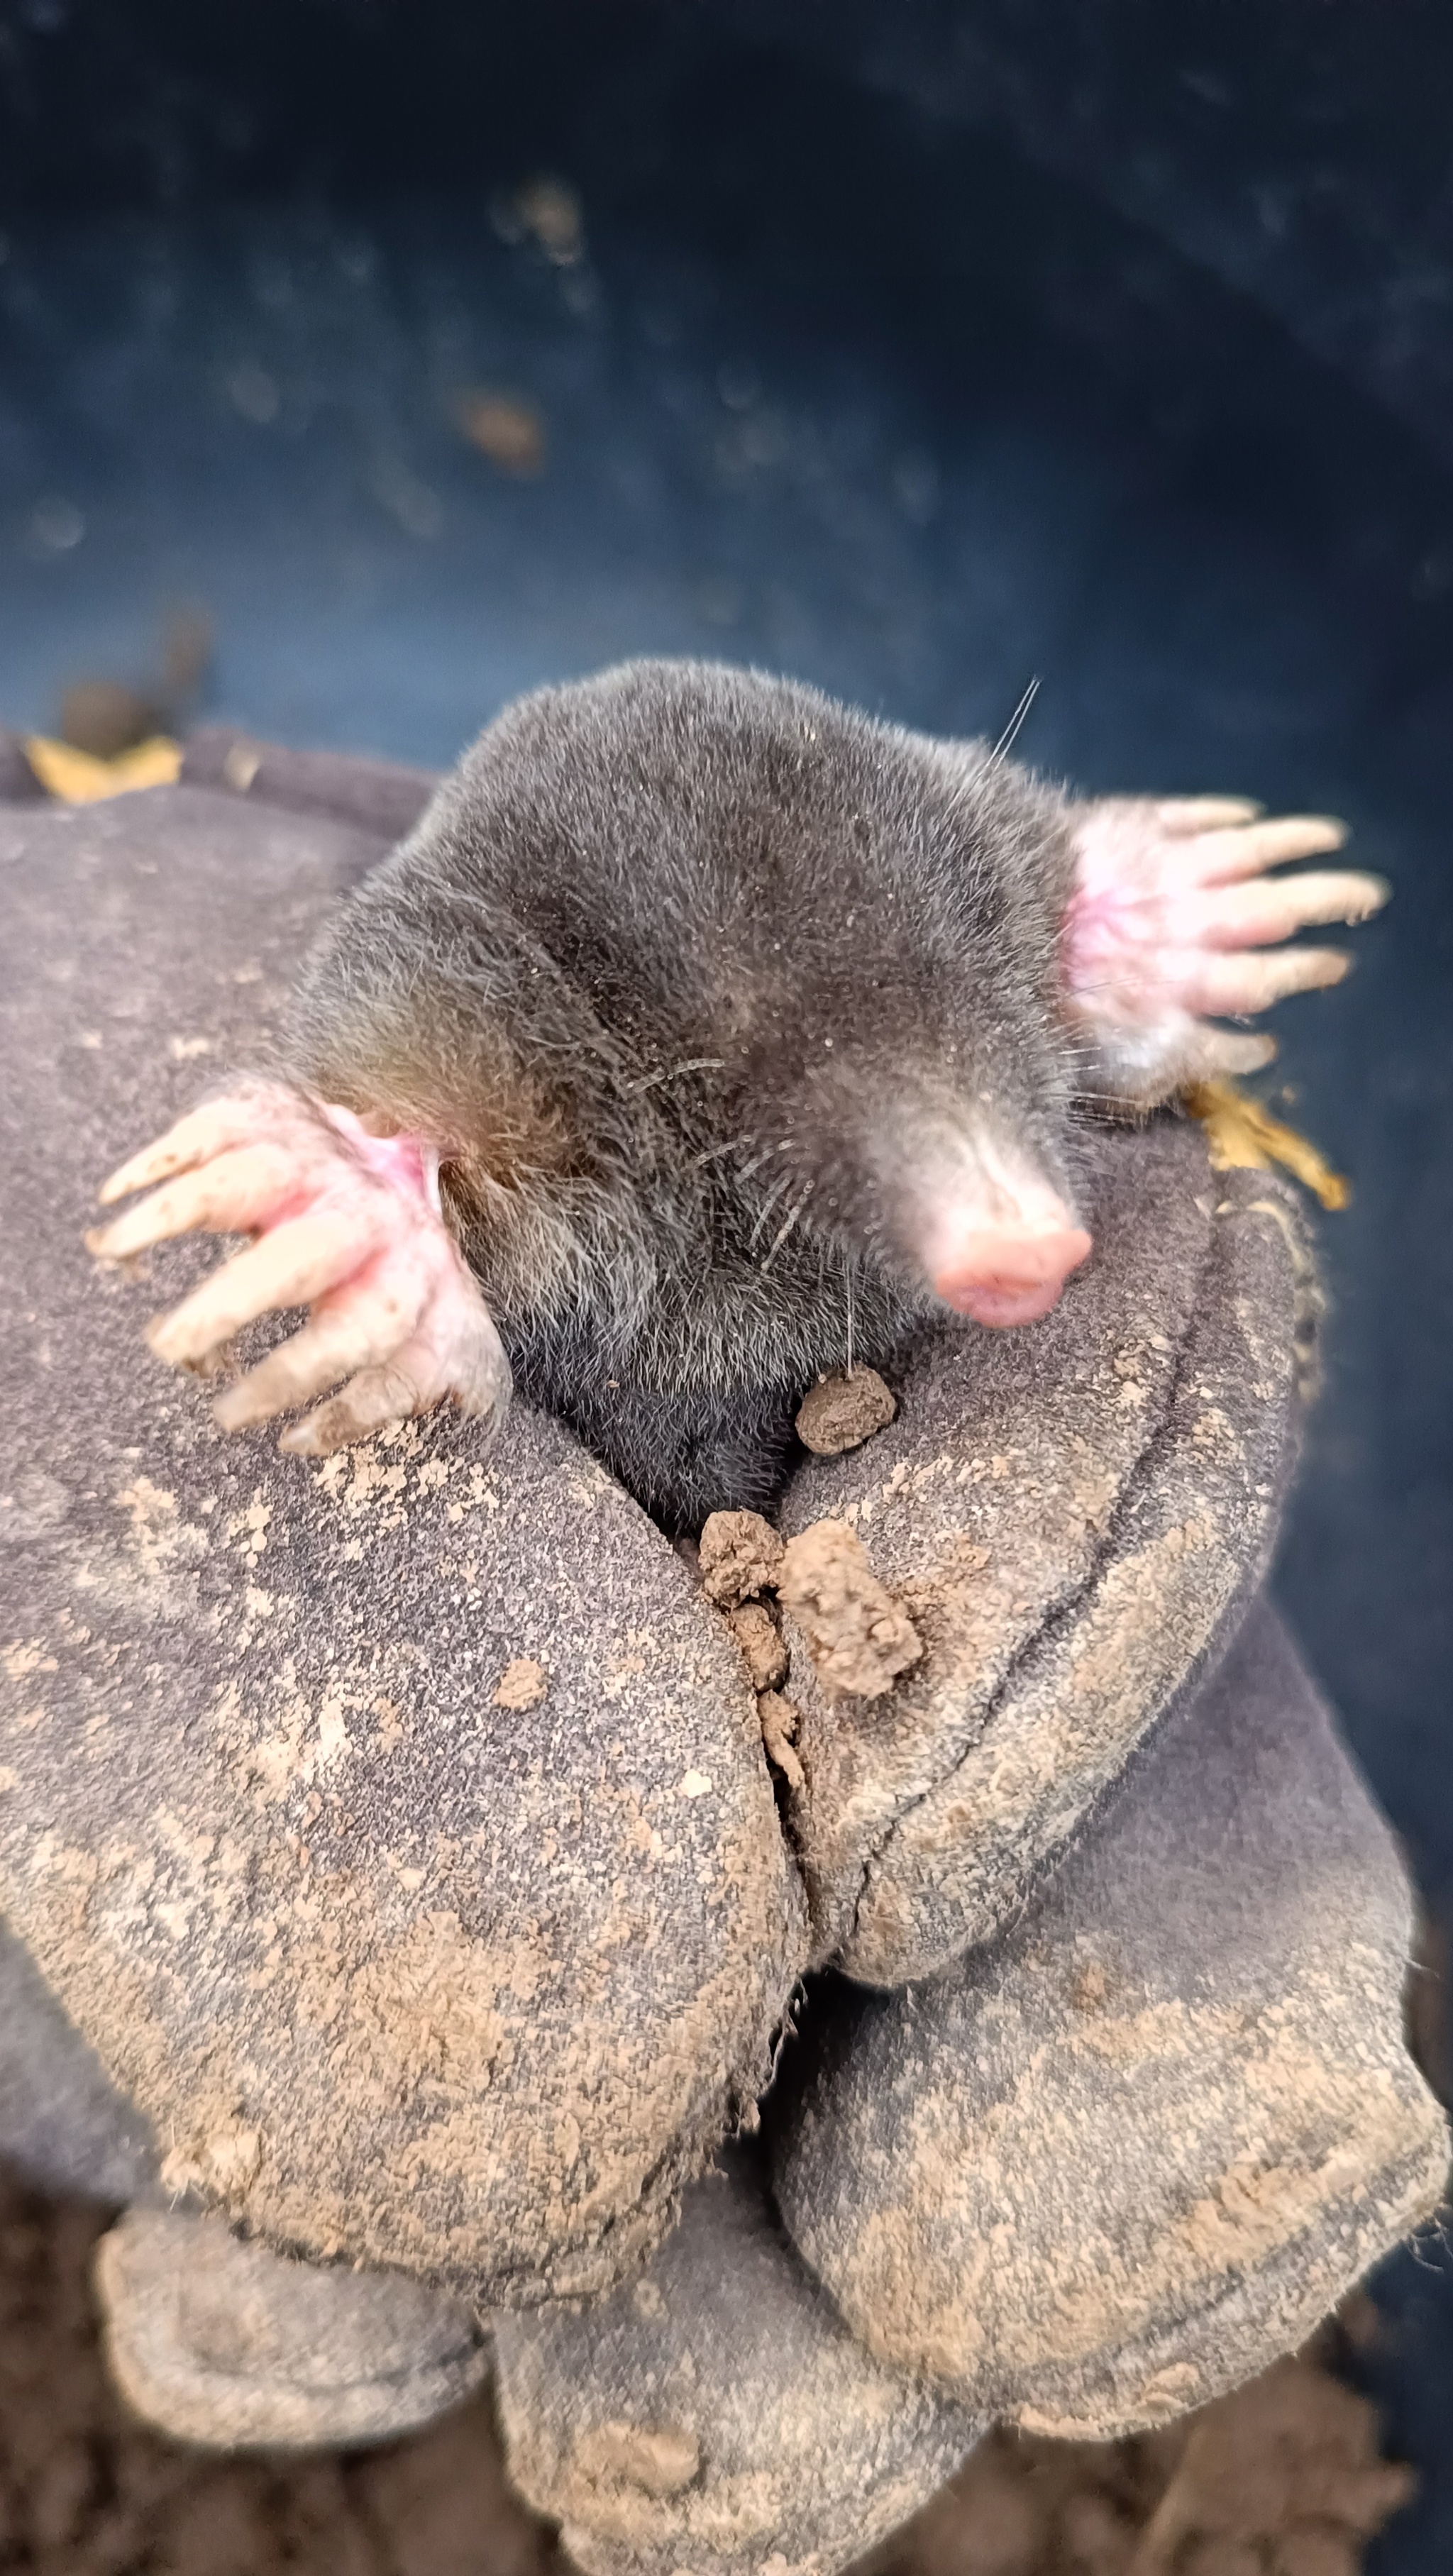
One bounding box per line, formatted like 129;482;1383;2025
2;2;1452;2564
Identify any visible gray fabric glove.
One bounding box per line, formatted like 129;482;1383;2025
493;2143;983;2576
0;1915;155;2202
772;1127;1316;1982
1;737;1438;2545
769;1601;1445;2444
93;2202;490;2450
0;767;806;2307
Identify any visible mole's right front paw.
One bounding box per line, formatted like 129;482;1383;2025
87;1079;511;1454
1063;795;1388;1107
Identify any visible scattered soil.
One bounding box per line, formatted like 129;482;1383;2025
758;1690;805;1791
0;2161;1408;2576
697;1509;785;1608
725;1603;788;1694
779;1518;923;1699
795;1370;897;1457
492;1659;550;1712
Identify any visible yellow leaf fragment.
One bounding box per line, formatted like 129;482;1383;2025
1183;1078;1350;1212
24;734;182;803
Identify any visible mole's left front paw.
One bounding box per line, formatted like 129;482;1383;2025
1063;796;1389;1105
87;1079;511;1454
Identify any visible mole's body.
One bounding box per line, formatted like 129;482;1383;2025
92;659;1385;1533
284;663;1085;1526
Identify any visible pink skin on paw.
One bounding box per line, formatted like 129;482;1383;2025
87;1080;510;1453
1063;795;1389;1097
321;1105;443;1214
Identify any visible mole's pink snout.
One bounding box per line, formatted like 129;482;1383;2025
930;1221;1093;1328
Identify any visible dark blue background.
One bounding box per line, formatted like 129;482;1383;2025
2;5;1449;2556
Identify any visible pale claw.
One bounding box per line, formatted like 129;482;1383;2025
213;1293;423;1431
1159;810;1350;879
86;1144;311;1259
96;1095;303;1205
148;1210;394;1364
1176;869;1388;951
282;1361;433;1456
1064;796;1390;1107
1177;944;1352;1019
280;1286;509;1454
1144;795;1262;834
89;1078;510;1452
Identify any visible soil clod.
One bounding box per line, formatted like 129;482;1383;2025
779;1518;924;1699
797;1367;897;1456
698;1509;785;1608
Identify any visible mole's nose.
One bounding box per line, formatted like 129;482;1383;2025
930;1223;1093;1327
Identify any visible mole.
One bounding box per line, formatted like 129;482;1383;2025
89;659;1386;1534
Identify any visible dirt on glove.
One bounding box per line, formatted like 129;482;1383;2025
0;2160;1412;2576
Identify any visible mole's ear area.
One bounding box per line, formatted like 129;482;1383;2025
907;1140;1092;1330
1061;795;1390;1108
87;1080;510;1454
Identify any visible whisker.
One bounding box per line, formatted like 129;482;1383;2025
626;1058;726;1095
690;1136;751;1168
748;1174;792;1247
761;1181;814;1274
990;675;1041;766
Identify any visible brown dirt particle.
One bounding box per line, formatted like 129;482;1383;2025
778;1519;923;1700
1070;1960;1110;2014
697;1509;785;1608
571;2420;702;2498
492;1658;548;1711
726;1602;789;1693
795;1366;897;1455
758;1691;805;1792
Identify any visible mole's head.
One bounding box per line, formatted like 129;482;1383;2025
748;994;1092;1330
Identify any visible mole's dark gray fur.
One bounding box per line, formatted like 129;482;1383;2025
284;658;1084;1532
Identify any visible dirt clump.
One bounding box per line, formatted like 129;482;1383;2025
493;1658;550;1712
725;1602;789;1693
697;1509;785;1607
758;1691;806;1791
569;2419;702;2499
779;1519;924;1698
796;1369;897;1456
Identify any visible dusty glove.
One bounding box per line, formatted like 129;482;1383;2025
769;1601;1445;2443
772;1126;1316;1983
493;2143;983;2576
0;758;805;2306
1;736;1439;2553
93;2201;489;2450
